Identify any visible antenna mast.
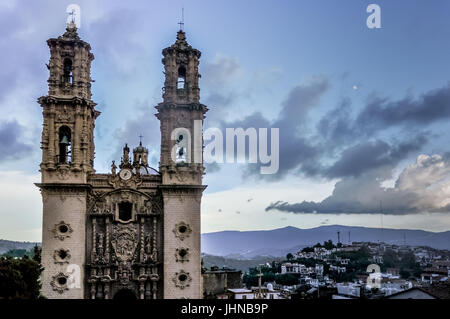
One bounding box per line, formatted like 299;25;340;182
380;200;384;244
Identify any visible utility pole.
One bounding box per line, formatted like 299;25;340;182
256;265;263;299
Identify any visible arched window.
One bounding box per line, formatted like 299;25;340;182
58;126;71;164
63;59;73;84
118;202;132;222
176;133;187;163
177;66;186;89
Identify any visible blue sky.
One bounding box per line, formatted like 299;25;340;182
1;0;450;241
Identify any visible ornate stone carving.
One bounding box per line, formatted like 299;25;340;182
52;221;73;240
111;224;138;262
51;272;70;294
173;221;192;241
53;248;71;264
111;224;138;285
108;174;142;190
172;270;192;289
175;247;190;263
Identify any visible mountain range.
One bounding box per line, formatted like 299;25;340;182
2;225;449;259
0;239;40;255
201;225;450;258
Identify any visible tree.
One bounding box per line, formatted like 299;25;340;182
0;257;43;299
323;240;335;250
275;274;299;286
301;247;314;253
399;269;411;279
383;249;397;268
286;253;294;261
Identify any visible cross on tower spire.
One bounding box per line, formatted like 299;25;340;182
68;9;76;24
178;7;184;30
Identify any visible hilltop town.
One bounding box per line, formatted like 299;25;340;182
202;240;450;299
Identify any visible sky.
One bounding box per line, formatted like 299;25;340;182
1;0;450;241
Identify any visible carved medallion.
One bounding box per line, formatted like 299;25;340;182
173;221;192;241
53;248;71;264
175;247;190;263
111;224;138;263
172;270;192;289
51;272;70;294
52;221;73;240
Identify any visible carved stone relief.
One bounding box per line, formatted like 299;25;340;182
173;221;192;241
51;272;70;294
175;247;190;263
53;248;71;264
172;270;192;289
52;221;73;240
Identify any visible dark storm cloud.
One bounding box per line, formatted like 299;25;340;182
355;83;450;134
266;153;450;215
217;77;450;215
316;97;354;147
324;136;427;179
0;120;33;162
227;78;450;183
224;77;329;180
112;101;160;166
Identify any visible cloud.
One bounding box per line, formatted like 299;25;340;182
266;154;450;215
225;77;329;180
217;76;450;184
201;54;242;87
324;136;427;179
355;83;450;134
111;100;160;167
0;120;33;162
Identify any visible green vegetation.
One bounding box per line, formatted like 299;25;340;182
238;239;426;288
382;249;423;278
243;265;299;287
0;245;43;299
202;254;282;273
1;248;34;258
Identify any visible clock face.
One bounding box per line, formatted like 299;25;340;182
119;169;132;181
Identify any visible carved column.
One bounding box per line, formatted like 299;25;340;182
140;217;145;261
152;266;158;299
48;109;55;168
105;218;110;265
139;281;145;300
91;218;97;261
103;282;110;300
152;216;157;260
145;281;151;300
73;104;82;169
89;280;96;299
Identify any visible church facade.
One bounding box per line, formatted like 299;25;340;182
36;22;207;299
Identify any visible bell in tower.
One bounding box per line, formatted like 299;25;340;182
36;22;99;298
156;29;208;185
38;21;100;182
155;29;208;299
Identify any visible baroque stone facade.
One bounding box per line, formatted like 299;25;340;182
36;22;207;299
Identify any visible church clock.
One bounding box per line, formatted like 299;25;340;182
119;169;132;181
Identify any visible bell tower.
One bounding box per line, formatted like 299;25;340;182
156;30;207;298
37;22;99;298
